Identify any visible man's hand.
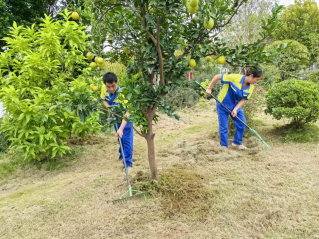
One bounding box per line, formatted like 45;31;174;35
206;88;212;95
231;109;237;118
116;128;124;138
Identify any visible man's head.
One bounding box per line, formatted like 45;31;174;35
103;72;118;94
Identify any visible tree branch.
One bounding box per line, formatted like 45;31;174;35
97;107;145;138
156;17;165;87
214;0;247;28
124;1;157;45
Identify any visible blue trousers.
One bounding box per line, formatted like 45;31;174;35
216;103;246;147
114;122;133;167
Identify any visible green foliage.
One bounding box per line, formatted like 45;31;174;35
0;131;11;153
164;86;200;111
307;70;319;84
0;10;102;161
258;64;281;89
265;79;319;126
273;0;319;63
265;40;310;81
85;0;284;130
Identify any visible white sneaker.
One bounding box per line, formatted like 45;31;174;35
123;166;132;171
232;143;247;150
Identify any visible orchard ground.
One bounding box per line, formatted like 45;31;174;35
1;101;319;239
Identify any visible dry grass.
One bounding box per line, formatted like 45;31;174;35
1;103;319;239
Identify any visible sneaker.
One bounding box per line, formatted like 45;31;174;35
123;166;132;171
118;156;123;161
232;143;247;150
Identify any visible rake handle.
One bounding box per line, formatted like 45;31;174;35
114;120;131;188
196;81;251;130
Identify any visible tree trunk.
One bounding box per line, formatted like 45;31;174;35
146;130;158;180
144;106;159;180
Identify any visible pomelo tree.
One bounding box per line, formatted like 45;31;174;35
85;0;284;180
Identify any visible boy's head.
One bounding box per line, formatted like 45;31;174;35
103;72;118;94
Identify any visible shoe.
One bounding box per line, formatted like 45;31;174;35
232;143;247;150
123;166;132;171
118;156;123;161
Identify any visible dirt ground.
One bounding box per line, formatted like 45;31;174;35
1;103;319;239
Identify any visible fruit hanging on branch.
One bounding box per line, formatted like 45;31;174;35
71;12;79;20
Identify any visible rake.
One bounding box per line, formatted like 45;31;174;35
196;81;270;150
112;122;149;204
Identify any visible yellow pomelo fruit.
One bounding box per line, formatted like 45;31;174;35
188;6;196;14
189;0;198;8
204;18;214;29
90;62;97;69
217;56;226;64
189;59;196;68
97;57;104;64
71;12;79;20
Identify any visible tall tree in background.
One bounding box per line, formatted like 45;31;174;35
273;0;319;63
221;0;277;47
0;0;61;50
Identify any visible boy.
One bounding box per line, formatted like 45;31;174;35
100;72;133;169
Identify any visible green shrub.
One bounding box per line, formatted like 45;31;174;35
308;70;319;84
164;86;200;110
0;11;102;161
265;79;319;126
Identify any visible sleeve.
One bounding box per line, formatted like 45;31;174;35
221;74;230;84
243;85;254;100
100;84;110;101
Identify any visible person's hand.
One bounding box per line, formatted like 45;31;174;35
116;128;123;138
206;88;212;95
231;109;237;118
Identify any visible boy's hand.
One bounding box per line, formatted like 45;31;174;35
206;88;212;95
116;128;124;138
231;109;237;117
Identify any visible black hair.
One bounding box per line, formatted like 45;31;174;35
103;72;118;84
245;67;263;78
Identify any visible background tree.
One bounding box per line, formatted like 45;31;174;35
265;40;310;81
273;0;319;63
222;0;277;47
84;0;284;180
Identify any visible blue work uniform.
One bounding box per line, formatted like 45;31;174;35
100;85;133;167
217;74;254;147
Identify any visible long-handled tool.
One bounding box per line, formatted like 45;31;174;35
196;81;270;150
112;121;149;204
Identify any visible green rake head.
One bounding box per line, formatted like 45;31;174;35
249;128;271;150
112;186;150;204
